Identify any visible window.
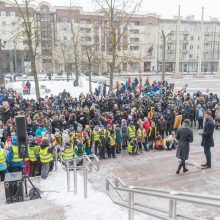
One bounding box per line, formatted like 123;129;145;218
2;31;6;35
197;45;200;49
183;44;187;50
64;36;68;41
130;46;139;50
80;19;91;25
42;59;52;63
184;35;188;40
190;45;193;50
11;22;15;26
81;37;91;42
80;28;91;33
131;62;140;69
189;54;193;59
122;63;127;71
130;38;139;43
2;21;6;26
10;11;15;16
130;29;139;34
198;36;200;40
0;11;6;16
63;27;67;31
191;36;194;41
131;21;140;26
168;45;172;50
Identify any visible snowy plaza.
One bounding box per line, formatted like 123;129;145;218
0;75;220;220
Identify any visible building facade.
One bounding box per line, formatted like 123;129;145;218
0;0;220;75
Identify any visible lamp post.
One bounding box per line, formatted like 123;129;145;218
173;5;183;79
0;39;6;88
13;40;17;74
195;7;205;78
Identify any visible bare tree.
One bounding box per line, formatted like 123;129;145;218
11;0;41;99
95;0;143;92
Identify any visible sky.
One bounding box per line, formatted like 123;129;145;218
48;0;220;21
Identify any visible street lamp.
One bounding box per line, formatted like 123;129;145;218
0;39;6;88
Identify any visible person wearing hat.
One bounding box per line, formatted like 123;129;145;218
176;119;193;174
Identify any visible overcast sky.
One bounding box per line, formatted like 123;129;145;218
48;0;220;21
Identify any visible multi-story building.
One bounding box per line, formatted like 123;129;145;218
159;16;220;73
0;0;220;75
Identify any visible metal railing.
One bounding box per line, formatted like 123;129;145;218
106;176;220;220
65;154;100;198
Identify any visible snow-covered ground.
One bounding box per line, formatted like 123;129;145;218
5;77;103;100
39;166;149;220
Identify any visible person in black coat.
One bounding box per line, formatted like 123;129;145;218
176;119;193;174
200;111;215;169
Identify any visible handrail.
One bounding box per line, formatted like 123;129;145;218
106;176;220;220
90;154;100;171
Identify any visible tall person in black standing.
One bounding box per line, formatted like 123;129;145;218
200;111;215;169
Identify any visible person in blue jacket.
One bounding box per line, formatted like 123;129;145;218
35;124;47;138
0;143;8;181
7;136;23;172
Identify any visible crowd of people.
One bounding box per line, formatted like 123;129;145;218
0;76;220;180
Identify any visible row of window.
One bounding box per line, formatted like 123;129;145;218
1;21;16;26
0;11;15;17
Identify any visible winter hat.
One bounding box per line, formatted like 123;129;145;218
183;119;191;126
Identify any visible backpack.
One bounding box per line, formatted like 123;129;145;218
198;109;204;118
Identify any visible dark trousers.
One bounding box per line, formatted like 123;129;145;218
204;147;211;167
94;141;100;155
198;118;204;129
108;146;116;158
177;160;186;172
138;142;147;151
159;130;165;139
0;170;6;181
99;146;106;159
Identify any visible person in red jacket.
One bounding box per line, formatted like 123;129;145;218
143;117;150;146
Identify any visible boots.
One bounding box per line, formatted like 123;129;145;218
176;161;183;174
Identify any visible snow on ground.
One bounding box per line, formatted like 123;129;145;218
40;165;149;220
5;77;101;100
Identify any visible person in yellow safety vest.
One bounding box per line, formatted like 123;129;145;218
62;142;74;161
154;134;164;150
39;139;53;179
28;138;41;177
128;122;136;140
128;138;138;155
0;144;8;182
107;128;116;158
148;122;157;150
7;136;23;172
137;124;147;152
92;125;100;155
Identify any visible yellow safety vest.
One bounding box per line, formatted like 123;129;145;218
128;126;136;138
137;128;145;139
40;147;53;163
0;149;6;164
28;146;37;162
148;127;157;137
93;131;100;141
128;142;136;153
63;146;74;160
109;136;115;146
12;145;22;163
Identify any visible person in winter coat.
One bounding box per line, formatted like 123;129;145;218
114;124;122;154
200;111;215;169
35;124;47;138
165;111;174;136
157;115;167;139
7;136;23;172
0;143;8;181
121;119;128;149
176;119;193;174
39;139;53;179
137;123;147;152
26;117;37;136
173;112;182;132
148;122;157;150
196;104;204;129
